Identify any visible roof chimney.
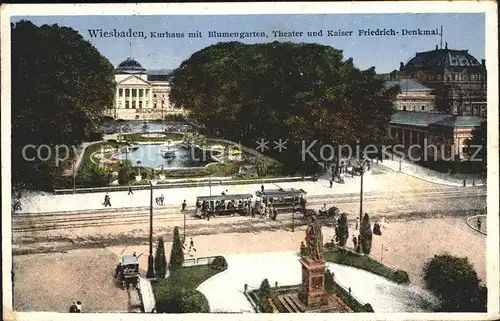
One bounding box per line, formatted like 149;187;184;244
445;42;448;49
481;59;486;66
435;45;438;50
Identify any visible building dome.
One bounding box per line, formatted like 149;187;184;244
116;58;147;74
403;44;483;69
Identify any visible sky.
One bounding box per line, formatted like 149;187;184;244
12;13;485;73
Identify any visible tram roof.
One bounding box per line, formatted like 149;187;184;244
255;188;307;198
196;194;253;202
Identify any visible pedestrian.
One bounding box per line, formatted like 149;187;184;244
104;193;111;207
69;301;78;313
115;262;122;278
261;184;264;192
329;180;333;188
76;301;82;313
128;185;133;195
251;206;255;218
352;235;358;249
182;200;187;211
355;217;359;230
273;208;278;221
160;194;164;205
477;217;482;230
190;237;194;249
155;197;160;205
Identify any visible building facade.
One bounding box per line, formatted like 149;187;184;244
384;78;436;112
388;111;484;160
395;43;487;117
110;58;184;120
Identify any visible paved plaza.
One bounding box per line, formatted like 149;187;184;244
18;175;381;213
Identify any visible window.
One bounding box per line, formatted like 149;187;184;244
125;101;129;109
421;106;425;111
125;89;130;97
119;89;123;97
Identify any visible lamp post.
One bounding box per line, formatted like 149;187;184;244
352;157;371;225
146;179;157;279
72;147;76;194
292;204;296;232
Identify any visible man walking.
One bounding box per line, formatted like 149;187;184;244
261;184;264;192
329;180;333;188
104;193;111;207
128;185;133;195
181;200;187;211
160;194;164;205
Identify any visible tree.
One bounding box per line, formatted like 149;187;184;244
11;20;115;190
464;120;487;176
423;254;486;312
155;237;168;279
169;42;398;174
118;163;135;185
337;213;349;247
75;163;112;188
169;227;184;270
256;157;269;177
359;213;373;255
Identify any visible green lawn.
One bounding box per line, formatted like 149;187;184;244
324;248;410;284
153;265;222;294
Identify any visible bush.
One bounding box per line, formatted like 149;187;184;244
259;279;271;297
337;213;349;246
359;213;373;254
393;270;410;284
76;163;112;188
324;269;334;292
423;254;486;312
155;237;168;279
155;287;210;313
118;164;135;185
210;256;228;271
363;303;374;312
169;227;184;270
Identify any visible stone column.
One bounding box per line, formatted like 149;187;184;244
149;88;153;109
401;129;406;147
409;130;413;146
127;88;131;108
115;88;119;109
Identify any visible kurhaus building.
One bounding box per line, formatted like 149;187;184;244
108;58;184;120
386;43;487;117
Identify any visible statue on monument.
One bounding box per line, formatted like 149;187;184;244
304;216;324;262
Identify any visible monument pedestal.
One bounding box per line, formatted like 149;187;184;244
298;257;328;307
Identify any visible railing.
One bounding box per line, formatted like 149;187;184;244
329;272;371;311
182;256;217;267
53;176;314;194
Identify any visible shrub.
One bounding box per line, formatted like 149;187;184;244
423;254;486;312
393;270;410;284
324;269;334;292
210;256;228;271
118;164;135;185
363;303;375;312
337;213;349;247
359;213;373;254
169;227;184;270
259;279;271;297
155;237;168;279
155;286;210;313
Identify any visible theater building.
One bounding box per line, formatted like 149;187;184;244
388;111;484;160
108;58;184;120
394;43;487;117
384;78;436;112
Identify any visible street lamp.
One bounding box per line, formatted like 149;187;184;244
292;203;296;232
352;157;371;225
146;179;158;279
